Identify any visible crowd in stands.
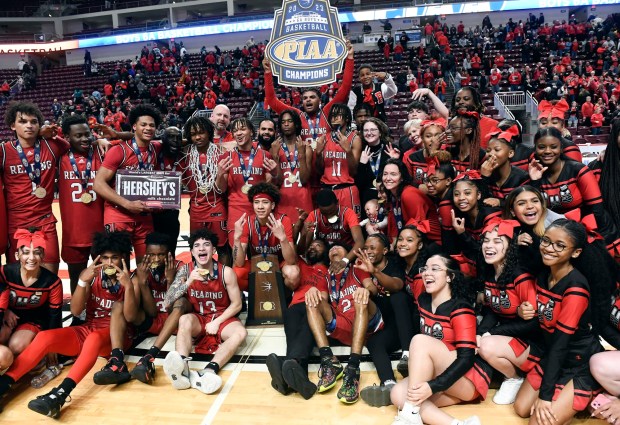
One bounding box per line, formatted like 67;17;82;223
2;10;620;425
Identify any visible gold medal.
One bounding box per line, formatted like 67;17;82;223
198;269;209;278
80;192;93;204
104;266;117;276
287;173;297;184
34;187;46;199
150;262;160;270
256;261;272;272
241;183;252;194
372;179;377;188
199;186;208;194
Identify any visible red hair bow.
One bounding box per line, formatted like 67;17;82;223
421;117;447;130
404;219;431;234
454;170;482;181
425;156;441;175
564;210;603;243
481;217;521;239
13;229;47;251
490;124;520;145
538;99;569;120
457;110;480;120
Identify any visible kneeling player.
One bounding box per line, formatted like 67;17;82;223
94;232;185;385
306;243;384;404
163;229;247;394
0;231;132;418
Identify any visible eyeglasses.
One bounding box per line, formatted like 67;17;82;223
364;128;379;134
540;236;570;253
423;177;447;186
419;266;448;274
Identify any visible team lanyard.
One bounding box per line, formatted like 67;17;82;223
329;265;350;304
236;146;256;185
14;139;42;187
67;147;94;193
129;138;155;170
304;112;321;140
393;198;404;230
369;150;382;181
280;141;298;174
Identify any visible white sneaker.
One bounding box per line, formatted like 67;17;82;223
189;369;223;394
492;377;524;405
391;410;423;425
163;351;191;390
462;416;481;425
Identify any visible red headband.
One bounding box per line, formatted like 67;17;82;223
489;124;520;145
564;210;604;243
420;117;447;130
14;229;46;251
481;217;521;239
404;219;431;234
425;156;441;175
454;170;482;182
457;110;480;120
253;193;274;203
538;99;569;120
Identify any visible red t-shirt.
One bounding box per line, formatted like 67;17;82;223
291;258;329;306
305;206;359;246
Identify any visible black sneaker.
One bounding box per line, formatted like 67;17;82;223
266;353;290;395
397;355;409;378
27;387;69;419
130;354;156;385
360;382;395;407
282;359;316;400
93;356;131;385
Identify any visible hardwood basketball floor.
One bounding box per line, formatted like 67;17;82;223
0;199;604;424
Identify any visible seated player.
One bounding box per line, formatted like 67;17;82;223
0;229;62;371
306;243;384;404
298;189;364;275
266;238;330;400
232;182;299;291
163;229;247;394
93;232;185;385
0;231;133;418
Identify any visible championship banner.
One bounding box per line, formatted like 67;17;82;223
116;170;182;209
265;0;348;87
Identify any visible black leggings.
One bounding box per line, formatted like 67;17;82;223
283;302;315;373
390;291;419;351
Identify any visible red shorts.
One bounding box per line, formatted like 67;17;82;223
14;322;42;335
193;314;241;354
104;219;153;259
146;312;169;335
333;186;361;218
327;305;383;346
8;222;60;264
190;220;228;247
61;245;92;264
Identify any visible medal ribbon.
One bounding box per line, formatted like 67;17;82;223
280;141;298;175
369;150;381;181
14;139;42;187
67;147;94;193
329;265;350;304
304;112;321;140
236;146;256;185
254;217;272;260
129;138;155;170
393;199;404;230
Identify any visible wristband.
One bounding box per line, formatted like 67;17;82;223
77;279;88;288
341;257;350;264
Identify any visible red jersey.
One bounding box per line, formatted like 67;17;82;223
320;130;356;185
403;149;427;186
180;148;227;223
0;263;62;330
58;149;105;247
99;139;163;224
146;260;184;313
85;270;126;329
482;271;536;320
222;143;272;220
329;266;369;317
275;143;313;222
306;206;359;246
0;137;68;228
387;186;441;243
240;213;293;260
185;261;230;319
291;257;329;306
418;293;476;352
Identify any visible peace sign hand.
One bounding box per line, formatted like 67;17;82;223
354;248;377;274
268;213;288;241
360;145;371;164
384;142;401;159
79;255;104;283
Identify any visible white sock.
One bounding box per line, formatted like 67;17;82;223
384;379;397;387
450;420;463;425
402;350;409;358
401;401;420;415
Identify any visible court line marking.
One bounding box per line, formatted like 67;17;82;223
201;328;264;425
